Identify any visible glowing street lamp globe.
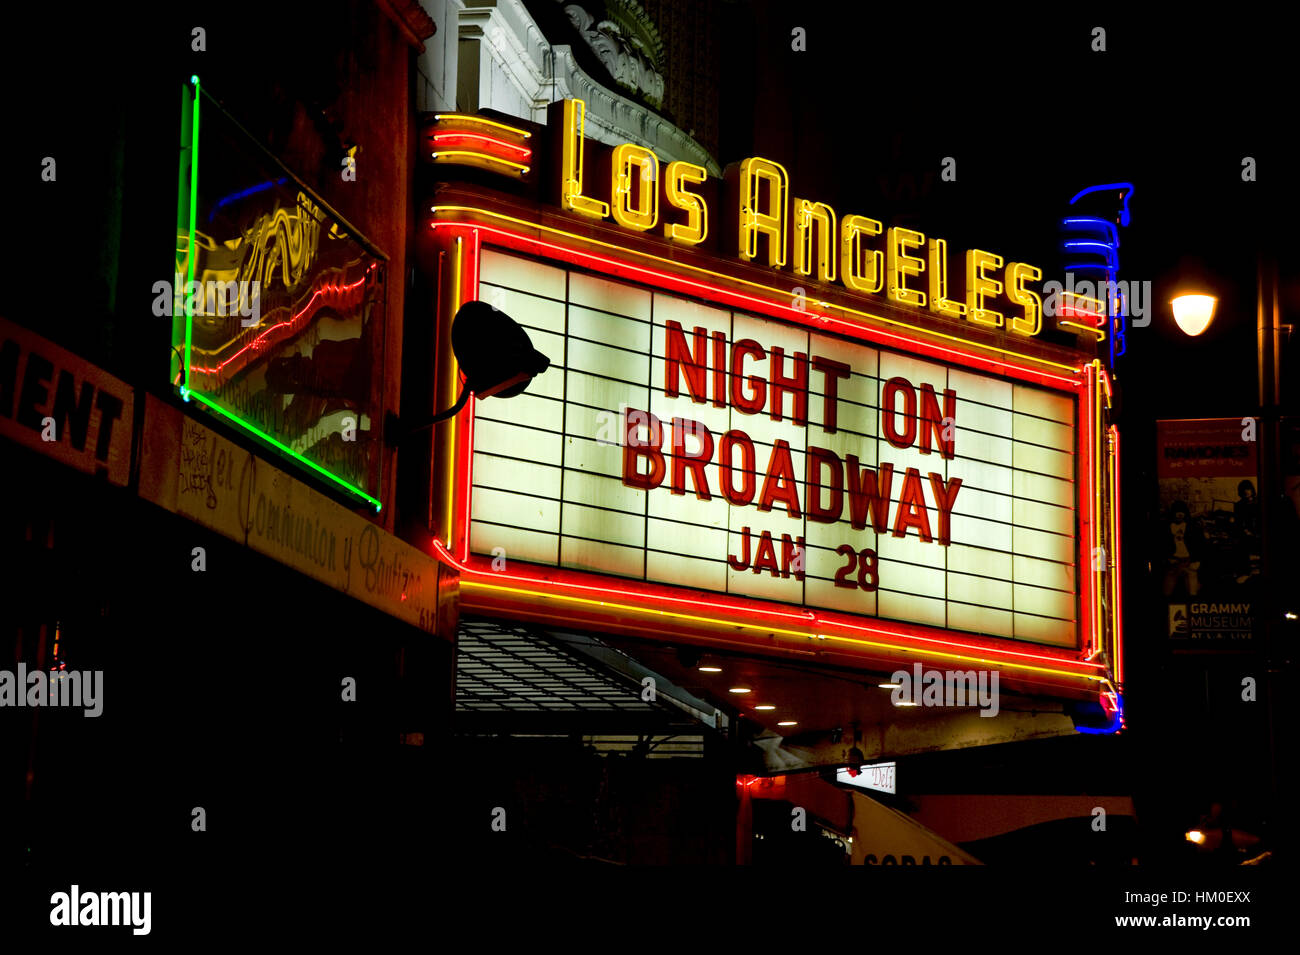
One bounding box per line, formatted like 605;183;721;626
1171;293;1217;337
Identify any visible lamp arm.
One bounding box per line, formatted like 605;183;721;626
385;385;471;446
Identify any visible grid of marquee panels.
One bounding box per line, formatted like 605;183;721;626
469;249;1079;647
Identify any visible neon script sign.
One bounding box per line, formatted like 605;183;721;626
553;99;1045;337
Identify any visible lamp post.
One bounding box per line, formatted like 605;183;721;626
1170;253;1284;860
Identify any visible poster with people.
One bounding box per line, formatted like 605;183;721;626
1156;419;1259;650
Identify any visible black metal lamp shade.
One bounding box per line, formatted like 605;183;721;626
451;300;551;399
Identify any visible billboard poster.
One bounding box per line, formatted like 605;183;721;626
171;84;387;508
1155;418;1259;649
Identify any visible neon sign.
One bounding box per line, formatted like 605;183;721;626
1063;182;1134;366
174;80;387;509
553;99;1046;337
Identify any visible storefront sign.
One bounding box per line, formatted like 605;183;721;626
0;316;133;486
470;249;1080;647
139;396;450;635
836;761;897;794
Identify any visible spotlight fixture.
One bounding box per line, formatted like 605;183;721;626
386;300;550;445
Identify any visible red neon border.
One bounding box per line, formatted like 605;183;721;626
432;542;1105;678
1110;424;1124;687
432;216;1104;678
1080;362;1095;659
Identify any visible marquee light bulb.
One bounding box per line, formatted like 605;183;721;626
1171;294;1216;336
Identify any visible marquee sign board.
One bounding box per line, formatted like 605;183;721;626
422;103;1122;704
471;249;1078;646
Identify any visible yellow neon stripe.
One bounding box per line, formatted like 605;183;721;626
1061;291;1104;309
462;580;1105;684
446;237;463;541
432;151;529;174
1058;320;1107;341
433;113;531;138
431;205;1083;375
576;100;585;200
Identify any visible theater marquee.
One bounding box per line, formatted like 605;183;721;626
421;101;1123;707
472;250;1077;647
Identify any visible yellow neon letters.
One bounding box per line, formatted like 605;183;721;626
841;215;884;294
664;161;708;245
966;249;1004;327
792;199;836;282
887;226;926;308
738;157;788;268
611;143;659;231
544;99;1051;340
560;99;609;220
1006;262;1043;336
927;238;966;319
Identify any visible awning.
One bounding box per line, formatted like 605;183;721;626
849;792;982;865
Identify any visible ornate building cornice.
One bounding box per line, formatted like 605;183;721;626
457;0;719;174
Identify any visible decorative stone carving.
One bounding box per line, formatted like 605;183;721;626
561;3;665;108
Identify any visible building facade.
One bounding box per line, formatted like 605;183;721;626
3;0;1132;875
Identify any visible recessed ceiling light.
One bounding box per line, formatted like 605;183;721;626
754;704;776;711
729;687;751;694
698;666;722;673
894;700;920;707
777;720;797;726
878;681;901;689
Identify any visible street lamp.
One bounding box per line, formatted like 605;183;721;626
1170;293;1217;337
